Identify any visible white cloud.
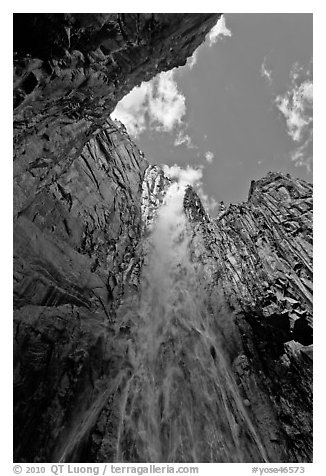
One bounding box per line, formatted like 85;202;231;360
111;70;186;137
198;190;219;213
174;130;196;149
261;58;272;84
162;164;203;188
204;151;215;163
112;15;232;141
111;82;150;137
300;81;313;103
290;129;313;172
112;16;232;145
186;48;199;69
148;71;186;131
275;63;313;171
162;164;218;213
275;81;312;143
186;16;232;70
208;15;232;46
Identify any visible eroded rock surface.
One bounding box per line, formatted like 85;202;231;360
13;13;312;463
13;13;220;216
183;173;313;462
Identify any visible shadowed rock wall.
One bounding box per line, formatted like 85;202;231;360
13;13;312;463
13;13;220;216
13;12;221;462
183;173;312;462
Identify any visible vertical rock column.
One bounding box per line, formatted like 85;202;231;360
183;172;313;462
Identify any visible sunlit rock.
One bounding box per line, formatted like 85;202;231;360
13;13;312;464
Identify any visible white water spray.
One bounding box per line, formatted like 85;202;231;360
113;181;269;462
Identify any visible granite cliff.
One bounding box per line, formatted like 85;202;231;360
13;14;312;463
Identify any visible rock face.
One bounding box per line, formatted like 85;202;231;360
13;14;312;463
13;13;220;216
183;174;312;462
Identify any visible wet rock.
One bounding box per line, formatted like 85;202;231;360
183;172;312;462
13;14;312;464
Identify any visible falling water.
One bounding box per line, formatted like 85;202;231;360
110;181;269;463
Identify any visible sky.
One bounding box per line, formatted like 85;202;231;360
111;13;313;216
4;4;325;470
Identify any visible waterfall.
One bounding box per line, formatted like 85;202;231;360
113;182;269;463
